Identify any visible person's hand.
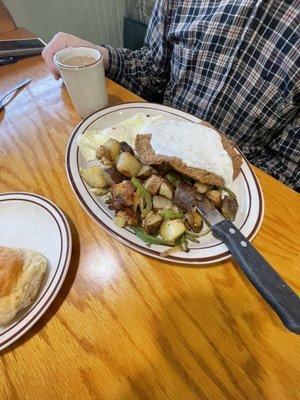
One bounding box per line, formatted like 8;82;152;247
42;32;108;80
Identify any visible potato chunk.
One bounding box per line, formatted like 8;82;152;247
115;207;138;226
143;212;163;235
80;166;107;188
152;195;172;210
103;138;121;162
137;164;157;180
194;181;212;194
159;181;173;200
206;190;222;209
160;220;186;242
116;152;141;178
220;196;238;221
110;180;135;209
184;211;203;233
96;145;112;164
143;175;163;195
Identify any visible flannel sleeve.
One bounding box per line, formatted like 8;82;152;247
252;113;300;189
103;0;171;100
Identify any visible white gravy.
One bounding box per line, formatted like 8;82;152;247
147;120;233;185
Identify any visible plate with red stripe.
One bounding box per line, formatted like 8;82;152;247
0;192;72;351
66;102;264;264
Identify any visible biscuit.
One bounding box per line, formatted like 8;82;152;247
0;247;47;326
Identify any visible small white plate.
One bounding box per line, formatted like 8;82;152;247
0;192;72;351
66;102;264;264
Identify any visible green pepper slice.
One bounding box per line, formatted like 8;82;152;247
133;227;177;247
165;171;180;183
159;210;184;220
131;177;152;216
180;234;190;252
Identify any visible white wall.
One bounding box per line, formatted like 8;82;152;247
4;0;125;47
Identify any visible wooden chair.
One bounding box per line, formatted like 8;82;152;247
0;1;16;34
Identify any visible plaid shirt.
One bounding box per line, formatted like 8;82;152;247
105;0;300;189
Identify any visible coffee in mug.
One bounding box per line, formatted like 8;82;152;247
54;47;108;118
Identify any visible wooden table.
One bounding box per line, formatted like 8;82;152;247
0;1;16;34
0;31;300;400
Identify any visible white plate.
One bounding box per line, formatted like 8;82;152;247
66;102;264;264
0;192;72;351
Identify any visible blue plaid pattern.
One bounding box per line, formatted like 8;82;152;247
105;0;300;188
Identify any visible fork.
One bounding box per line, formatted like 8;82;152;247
0;78;31;110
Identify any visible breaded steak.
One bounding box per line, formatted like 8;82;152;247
135;121;242;187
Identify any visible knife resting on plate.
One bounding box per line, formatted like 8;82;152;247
196;198;300;334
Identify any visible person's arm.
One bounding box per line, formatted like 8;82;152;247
42;0;171;97
104;0;172;100
252;114;300;189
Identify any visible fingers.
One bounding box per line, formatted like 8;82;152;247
42;32;104;79
42;32;69;79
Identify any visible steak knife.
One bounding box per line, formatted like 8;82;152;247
196;199;300;334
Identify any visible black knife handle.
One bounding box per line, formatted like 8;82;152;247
212;219;300;334
0;57;18;66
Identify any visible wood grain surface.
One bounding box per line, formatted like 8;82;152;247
0;27;34;40
0;34;300;400
0;1;16;34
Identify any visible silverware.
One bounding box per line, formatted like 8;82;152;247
196;198;300;334
0;57;18;67
0;78;31;110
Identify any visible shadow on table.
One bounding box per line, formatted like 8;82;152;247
2;214;80;354
141;252;228;270
115;260;276;400
108;94;124;106
58;81;125;111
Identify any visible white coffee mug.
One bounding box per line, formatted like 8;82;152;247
54;47;108;118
